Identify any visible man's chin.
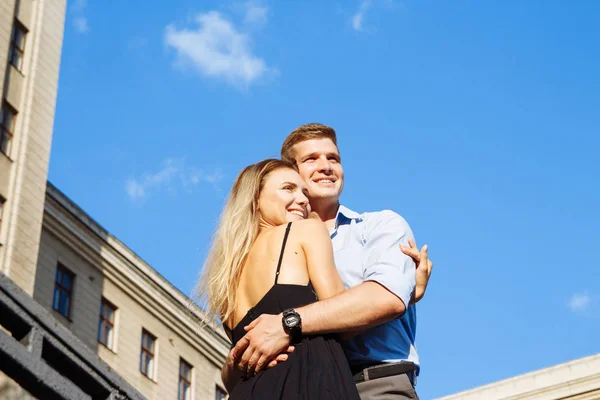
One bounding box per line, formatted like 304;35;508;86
308;191;340;202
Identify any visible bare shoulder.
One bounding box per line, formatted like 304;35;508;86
259;221;319;243
258;221;328;249
287;220;329;250
291;218;328;236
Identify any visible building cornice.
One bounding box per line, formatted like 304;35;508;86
437;353;600;400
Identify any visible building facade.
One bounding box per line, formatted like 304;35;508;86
0;1;229;399
437;354;600;400
33;182;230;400
0;0;64;296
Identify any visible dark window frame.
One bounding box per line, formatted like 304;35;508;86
140;329;156;379
97;298;117;349
0;102;17;157
52;263;75;319
9;19;28;71
178;358;193;400
0;196;5;233
215;385;227;400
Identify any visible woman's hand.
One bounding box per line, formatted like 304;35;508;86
400;239;433;304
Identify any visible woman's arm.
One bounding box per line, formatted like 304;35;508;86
300;218;358;339
299;219;346;300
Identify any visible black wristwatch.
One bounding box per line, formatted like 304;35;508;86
282;309;302;345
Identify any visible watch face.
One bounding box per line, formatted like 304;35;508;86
284;314;299;327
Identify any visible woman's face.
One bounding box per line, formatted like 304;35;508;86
258;168;311;227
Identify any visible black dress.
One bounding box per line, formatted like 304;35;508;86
226;223;360;400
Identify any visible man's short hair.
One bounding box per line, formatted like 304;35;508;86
280;123;338;165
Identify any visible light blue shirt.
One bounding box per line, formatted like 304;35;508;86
331;205;419;370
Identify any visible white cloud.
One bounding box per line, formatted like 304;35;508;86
351;0;371;32
203;170;223;184
568;292;591;313
185;167;222;187
73;17;89;34
164;9;271;88
351;0;398;32
71;0;87;12
71;0;89;34
125;179;145;200
243;1;268;25
126;158;223;201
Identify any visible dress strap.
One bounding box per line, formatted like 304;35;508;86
274;223;293;285
222;324;233;342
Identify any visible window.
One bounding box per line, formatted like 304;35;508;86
178;359;192;400
9;20;27;71
215;386;227;400
52;264;74;318
97;298;117;349
0;196;5;233
140;329;156;379
0;102;17;157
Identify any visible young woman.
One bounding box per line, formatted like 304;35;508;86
196;159;361;399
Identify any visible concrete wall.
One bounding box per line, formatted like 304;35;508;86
0;0;67;296
0;3;68;397
0;0;16;99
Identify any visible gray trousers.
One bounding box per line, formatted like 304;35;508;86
357;373;419;400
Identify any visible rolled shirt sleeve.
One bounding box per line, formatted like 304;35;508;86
362;210;416;309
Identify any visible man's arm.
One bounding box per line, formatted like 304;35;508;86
235;280;405;368
299;280;404;334
221;362;243;394
232;211;416;369
300;210;416;333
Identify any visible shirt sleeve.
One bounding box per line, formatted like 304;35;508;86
362;210;416;309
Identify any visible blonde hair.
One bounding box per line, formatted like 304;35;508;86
195;159;297;326
280;123;338;166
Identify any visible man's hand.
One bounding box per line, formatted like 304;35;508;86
229;313;291;377
223;344;294;392
400;239;433;304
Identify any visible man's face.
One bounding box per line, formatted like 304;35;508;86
292;138;344;203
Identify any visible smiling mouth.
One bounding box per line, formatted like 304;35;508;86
288;210;306;218
314;179;335;184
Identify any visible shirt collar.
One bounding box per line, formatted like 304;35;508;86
334;205;362;228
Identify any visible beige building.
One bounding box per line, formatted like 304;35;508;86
437;354;600;400
32;182;230;400
0;1;229;399
0;0;64;296
1;1;598;400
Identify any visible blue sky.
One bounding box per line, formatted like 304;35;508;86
50;0;600;398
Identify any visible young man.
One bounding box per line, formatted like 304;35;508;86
226;123;431;399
